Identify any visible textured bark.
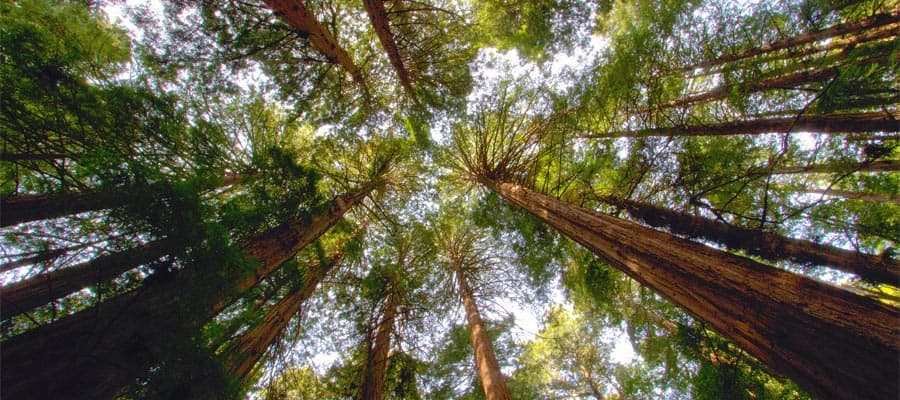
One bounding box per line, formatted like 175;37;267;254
809;188;899;203
0;187;372;399
456;269;512;400
684;10;900;71
1;191;126;227
482;178;898;400
771;159;899;174
223;254;341;382
263;0;367;89
0;240;172;321
582;111;900;138
598;195;899;285
358;290;398;400
361;0;419;104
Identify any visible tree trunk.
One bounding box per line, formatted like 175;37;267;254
1;191;126;227
0;247;70;273
1;152;72;161
582;111;900;138
0;186;372;399
361;0;419;105
481;178;898;400
0;240;172;321
456;268;512;400
598;194;899;285
771;159;899;174
223;254;342;382
683;10;900;71
262;0;367;91
358;289;398;400
808;188;900;203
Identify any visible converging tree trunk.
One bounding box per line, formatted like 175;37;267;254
358;288;399;400
0;240;173;321
808;187;900;203
771;159;899;175
455;268;513;400
481;178;898;400
0;186;373;399
362;0;419;104
582;111;900;138
1;191;126;227
598;194;899;285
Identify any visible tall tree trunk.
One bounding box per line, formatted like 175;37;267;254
581;111;900;138
262;0;367;91
683;10;900;71
598;194;899;285
481;178;898;400
808;187;900;203
0;240;173;321
358;289;399;400
361;0;419;105
0;186;373;399
771;159;899;174
223;254;342;382
455;268;512;400
1;191;126;227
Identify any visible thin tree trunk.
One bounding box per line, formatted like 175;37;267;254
263;0;367;91
598;194;899;285
455;268;512;400
683;10;900;71
481;178;898;400
361;0;419;105
581;111;900;138
771;159;899;174
0;186;373;399
358;289;398;400
809;188;899;203
223;254;342;382
1;191;125;227
0;240;172;321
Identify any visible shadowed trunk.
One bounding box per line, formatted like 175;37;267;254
771;159;899;174
582;111;900;138
481;178;898;400
455;268;512;400
683;10;900;71
263;0;367;91
808;187;899;203
0;240;173;321
1;192;126;227
0;186;372;399
361;0;419;105
223;254;342;382
598;194;899;285
358;289;398;400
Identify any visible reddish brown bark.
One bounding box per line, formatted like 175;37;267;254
0;240;172;321
809;187;899;203
0;187;372;399
358;289;399;400
684;10;900;71
456;269;512;400
599;195;899;285
223;254;341;382
361;0;419;105
582;111;900;138
482;178;898;400
263;0;367;89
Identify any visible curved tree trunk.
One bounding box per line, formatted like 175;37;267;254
582;111;900;138
0;240;172;321
455;268;512;400
361;0;419;105
481;178;898;400
598;194;899;285
0;186;373;399
358;289;398;400
223;254;342;382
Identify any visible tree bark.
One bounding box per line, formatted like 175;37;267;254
683;10;900;71
582;111;900;138
223;254;342;382
481;178;898;400
0;240;172;321
358;288;399;400
361;0;419;104
598;194;899;285
455;268;512;400
0;186;372;399
808;188;899;203
1;191;126;227
262;0;367;90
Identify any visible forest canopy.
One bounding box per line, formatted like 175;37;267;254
1;0;898;399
